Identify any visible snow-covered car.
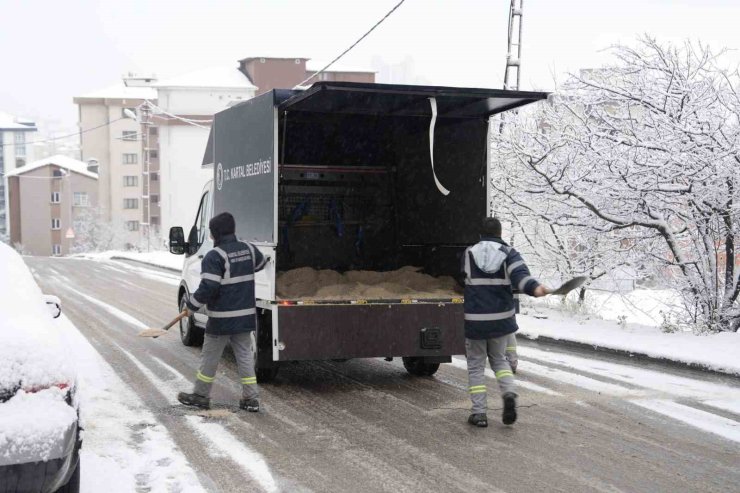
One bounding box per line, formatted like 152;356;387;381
0;243;81;493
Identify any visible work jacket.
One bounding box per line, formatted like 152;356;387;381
186;234;267;335
462;236;539;339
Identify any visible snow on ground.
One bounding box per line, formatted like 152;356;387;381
75;250;184;272
55;314;204;492
520;291;740;375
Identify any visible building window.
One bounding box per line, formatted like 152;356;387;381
149;127;158;136
51;218;61;230
73;192;89;207
150;172;159;181
15;158;26;168
122;107;137;119
51;192;60;203
53;244;62;255
123;153;138;164
149;149;158;159
123;176;138;187
14;132;25;144
15;145;26;157
122;130;138;141
150;216;160;226
125;220;140;231
123;198;139;209
150;194;159;203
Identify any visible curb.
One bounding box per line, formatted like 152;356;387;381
110;256;181;274
518;332;740;379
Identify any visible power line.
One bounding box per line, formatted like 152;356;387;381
0;117;125;148
296;0;407;88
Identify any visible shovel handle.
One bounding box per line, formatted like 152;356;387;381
163;310;188;332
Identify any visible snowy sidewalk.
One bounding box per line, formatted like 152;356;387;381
519;295;740;376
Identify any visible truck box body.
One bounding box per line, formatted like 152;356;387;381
199;82;547;368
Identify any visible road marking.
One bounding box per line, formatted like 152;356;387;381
632;399;740;444
185;416;278;493
520;346;740;405
116;346;280;492
523;361;646;397
64;286;148;330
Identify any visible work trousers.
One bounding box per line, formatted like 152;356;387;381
193;332;259;400
465;335;516;414
505;333;518;369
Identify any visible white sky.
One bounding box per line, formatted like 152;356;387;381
2;0;740;132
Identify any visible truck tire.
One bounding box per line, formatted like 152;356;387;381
402;357;440;377
179;296;204;347
251;330;279;383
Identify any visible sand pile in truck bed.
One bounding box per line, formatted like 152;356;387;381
277;266;459;300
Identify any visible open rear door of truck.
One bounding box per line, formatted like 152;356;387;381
279;82;548;118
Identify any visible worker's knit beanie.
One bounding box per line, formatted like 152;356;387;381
209;212;236;242
481;217;502;238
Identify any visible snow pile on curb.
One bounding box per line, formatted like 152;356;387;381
518;300;740;375
74;250;183;271
0;242;78;462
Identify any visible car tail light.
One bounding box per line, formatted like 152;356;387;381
23;382;70;394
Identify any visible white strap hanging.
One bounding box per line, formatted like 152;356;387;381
428;97;450;196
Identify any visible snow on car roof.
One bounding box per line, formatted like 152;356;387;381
0;242;76;391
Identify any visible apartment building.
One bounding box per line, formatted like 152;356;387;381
0;112;38;239
73;59;375;245
154;66;256;235
238;57;375;95
73;75;157;248
6;155;97;256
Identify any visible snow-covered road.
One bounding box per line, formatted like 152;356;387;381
27;256;740;492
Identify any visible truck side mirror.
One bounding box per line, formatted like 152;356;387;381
169;227;187;255
187;225;200;255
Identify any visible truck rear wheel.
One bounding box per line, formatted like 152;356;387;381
402;357;440;377
179;296;204;347
251;330;279;383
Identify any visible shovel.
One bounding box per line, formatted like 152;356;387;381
138;310;188;338
550;276;588;296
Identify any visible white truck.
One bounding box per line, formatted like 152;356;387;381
168;82;547;381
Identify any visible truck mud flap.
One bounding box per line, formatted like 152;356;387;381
275;303;465;361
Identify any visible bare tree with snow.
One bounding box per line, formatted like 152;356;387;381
492;37;740;332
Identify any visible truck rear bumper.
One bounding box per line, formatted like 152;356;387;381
273;302;465;361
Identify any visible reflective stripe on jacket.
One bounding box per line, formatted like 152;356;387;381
462;237;539;339
186;234;267;335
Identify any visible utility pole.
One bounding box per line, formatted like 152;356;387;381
503;0;524;91
141;104;152;252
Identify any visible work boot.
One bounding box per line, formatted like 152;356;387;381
239;398;260;413
178;392;210;410
467;413;488;428
502;392;517;425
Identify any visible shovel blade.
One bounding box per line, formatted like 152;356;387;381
138;328;169;338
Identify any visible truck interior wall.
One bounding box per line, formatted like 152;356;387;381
278;112;488;278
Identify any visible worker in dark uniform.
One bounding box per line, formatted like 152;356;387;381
178;212;268;412
463;217;549;427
